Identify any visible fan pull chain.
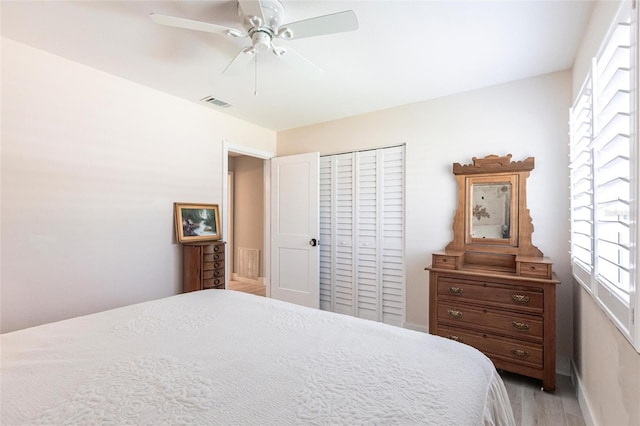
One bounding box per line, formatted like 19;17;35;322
254;54;258;96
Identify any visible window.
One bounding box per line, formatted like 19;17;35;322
569;0;638;351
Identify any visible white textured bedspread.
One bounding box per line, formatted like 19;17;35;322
1;290;514;425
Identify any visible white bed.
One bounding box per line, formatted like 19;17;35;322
1;290;514;425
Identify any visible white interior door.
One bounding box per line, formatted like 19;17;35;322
270;152;319;308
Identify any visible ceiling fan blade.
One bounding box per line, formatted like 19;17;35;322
279;10;358;40
222;47;256;76
273;46;323;80
150;13;246;37
238;1;265;24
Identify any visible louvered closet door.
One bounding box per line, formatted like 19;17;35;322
379;147;404;325
356;150;379;321
320;146;405;326
319;153;356;315
319;157;333;311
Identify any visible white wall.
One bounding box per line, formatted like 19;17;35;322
278;71;573;366
1;38;276;333
570;1;640;424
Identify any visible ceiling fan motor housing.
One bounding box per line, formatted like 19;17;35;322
252;31;272;51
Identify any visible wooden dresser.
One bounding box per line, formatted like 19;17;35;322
183;241;226;292
427;154;560;391
427;253;559;391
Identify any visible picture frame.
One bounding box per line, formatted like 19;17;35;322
174;202;221;243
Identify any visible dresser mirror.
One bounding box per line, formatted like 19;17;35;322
467;174;518;246
446;154;541;259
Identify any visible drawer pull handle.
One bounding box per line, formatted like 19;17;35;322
447;335;463;343
511;294;530;304
448;287;463;295
511;321;530;331
447;309;463;319
510;349;530;358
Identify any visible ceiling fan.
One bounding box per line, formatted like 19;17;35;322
150;0;358;88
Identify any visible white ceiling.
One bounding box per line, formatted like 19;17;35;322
1;0;594;131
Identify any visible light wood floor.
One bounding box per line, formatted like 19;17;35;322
501;371;585;426
225;283;585;425
228;280;266;297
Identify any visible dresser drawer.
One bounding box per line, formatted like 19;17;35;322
203;277;224;289
439;326;543;369
203;252;225;262
203;268;224;279
515;256;553;280
438;277;543;312
203;260;225;271
519;262;551;279
203;244;224;254
438;302;543;342
433;254;458;270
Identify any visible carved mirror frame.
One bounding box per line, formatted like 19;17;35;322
445;154;542;258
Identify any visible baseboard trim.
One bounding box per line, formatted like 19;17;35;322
571;360;596;426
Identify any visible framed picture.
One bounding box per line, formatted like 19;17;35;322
174;203;221;243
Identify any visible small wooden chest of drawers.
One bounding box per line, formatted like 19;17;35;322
183;241;225;292
427;263;559;391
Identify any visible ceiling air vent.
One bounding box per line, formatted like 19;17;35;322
200;96;232;108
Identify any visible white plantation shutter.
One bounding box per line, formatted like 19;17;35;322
593;11;634;332
569;78;594;287
319;146;405;325
569;0;638;350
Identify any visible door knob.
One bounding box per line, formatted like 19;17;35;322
309;238;318;247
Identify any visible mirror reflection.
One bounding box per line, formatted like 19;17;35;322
470;183;511;239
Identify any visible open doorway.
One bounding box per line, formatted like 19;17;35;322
222;142;320;307
226;152;267;297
